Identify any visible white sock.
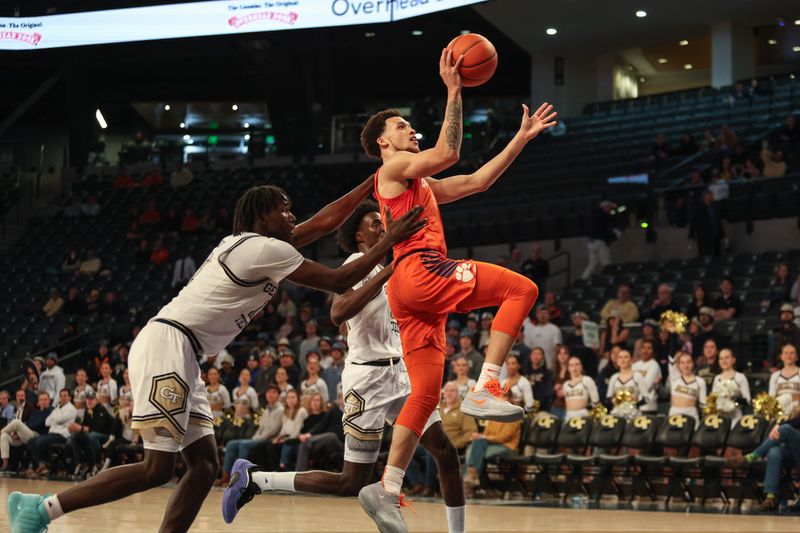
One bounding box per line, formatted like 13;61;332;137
474;362;502;390
251;471;297;492
42;495;64;521
382;465;405;496
446;505;466;533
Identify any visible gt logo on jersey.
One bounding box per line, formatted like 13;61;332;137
149;373;189;419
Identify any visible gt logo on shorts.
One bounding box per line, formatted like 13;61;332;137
150;372;189;419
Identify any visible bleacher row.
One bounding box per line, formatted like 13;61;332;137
484;412;777;507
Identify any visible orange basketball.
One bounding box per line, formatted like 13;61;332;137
447;33;498;87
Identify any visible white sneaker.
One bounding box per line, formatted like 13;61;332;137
358;482;410;533
461;380;524;422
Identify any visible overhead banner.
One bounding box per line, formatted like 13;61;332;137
0;0;484;50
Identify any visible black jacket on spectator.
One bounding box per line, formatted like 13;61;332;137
596;364;617;400
586;206;616;245
688;201;724;256
713;294;741;319
83;405;114;435
27;407;53;434
521;258;549;286
305;405;344;442
527;365;555;412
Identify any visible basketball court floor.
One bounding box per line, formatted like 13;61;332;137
3;478;800;532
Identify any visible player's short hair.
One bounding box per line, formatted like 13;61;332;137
233;185;289;235
360;109;401;159
336;200;380;254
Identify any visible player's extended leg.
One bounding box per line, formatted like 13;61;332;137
8;447;178;533
419;422;466;533
159;434;219;533
456;262;537;420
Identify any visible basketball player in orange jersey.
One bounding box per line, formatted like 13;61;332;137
358;48;556;532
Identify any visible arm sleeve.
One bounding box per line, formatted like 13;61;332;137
738;373;752;404
586;377;600;405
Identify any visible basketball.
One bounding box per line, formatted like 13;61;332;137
447;33;498;87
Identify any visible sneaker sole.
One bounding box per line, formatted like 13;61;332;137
221;459;254;524
460;405;524;422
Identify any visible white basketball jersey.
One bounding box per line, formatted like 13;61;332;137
343;253;401;363
155;233;303;355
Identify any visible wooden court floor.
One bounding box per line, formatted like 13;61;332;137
3;478;800;532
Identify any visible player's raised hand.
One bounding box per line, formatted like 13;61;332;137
383;206;427;244
439;47;464;92
518;102;558;142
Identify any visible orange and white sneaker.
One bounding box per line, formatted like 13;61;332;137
461;380;524;422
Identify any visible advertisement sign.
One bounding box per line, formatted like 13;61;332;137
0;0;484;50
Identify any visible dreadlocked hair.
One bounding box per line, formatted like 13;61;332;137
233;185;289;235
360;109;401;159
336;199;380;254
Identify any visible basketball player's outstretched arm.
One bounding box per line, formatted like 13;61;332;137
426;102;558;204
292;175;374;249
330;266;394;325
287;207;424;294
381;49;464;183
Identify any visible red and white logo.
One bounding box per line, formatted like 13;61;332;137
0;31;42;46
228;11;299;28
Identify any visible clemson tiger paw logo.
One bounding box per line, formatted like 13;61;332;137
455;262;475;283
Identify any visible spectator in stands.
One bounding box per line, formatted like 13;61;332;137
633;340;661;415
68;389;113;479
761;145;786;177
527;346;554;412
280;393;327;470
521;244;549;290
276;290;297;319
197;211;216;233
96;362;119;404
273;367;294;401
713;277;741;321
298;320;321;366
689;190;724;257
523;305;562;370
113;169;136;190
99;291;121;315
719;124;738;151
543;292;562;326
581;201;618;279
675;131;698;156
634;319;659;359
263;389;307;471
323;343;346;401
509;330;531;371
600;284;639;323
464;313;480;340
293;391;344;473
85;289;101;313
233;369;260;412
255;352;277;402
10;390;33;426
769;304;800;369
457;329;483;380
30;388;76;476
696;339;722;387
667;352;706;427
219;385;284;486
149;235;170;266
742;157;763;179
502;354;534;412
648;284;677;320
81;196;101;217
170;252;196;291
299;353;329;407
597;346;620;400
278;350;300;388
78;249;102;277
0;392;51;472
551;346;571;418
142;167;164;187
477;312;494;349
88;341;111;383
462;395;521;497
712;349;751;426
61;250;81;274
42;289;64;318
563;311;594;373
685;285;708;320
731;82;749;101
767;263;794;306
708;172;730;202
651;132;670;160
180;209;199;233
450;356;476;400
72;369;93;417
206;367;231;417
719;157;734;181
39;353;65;402
768;344;799;415
0;391;13;425
170;163;194;188
220;352;238;391
245;354;261;385
118;368;132;399
599;312;629;359
139;200;161;226
507;245;524;273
